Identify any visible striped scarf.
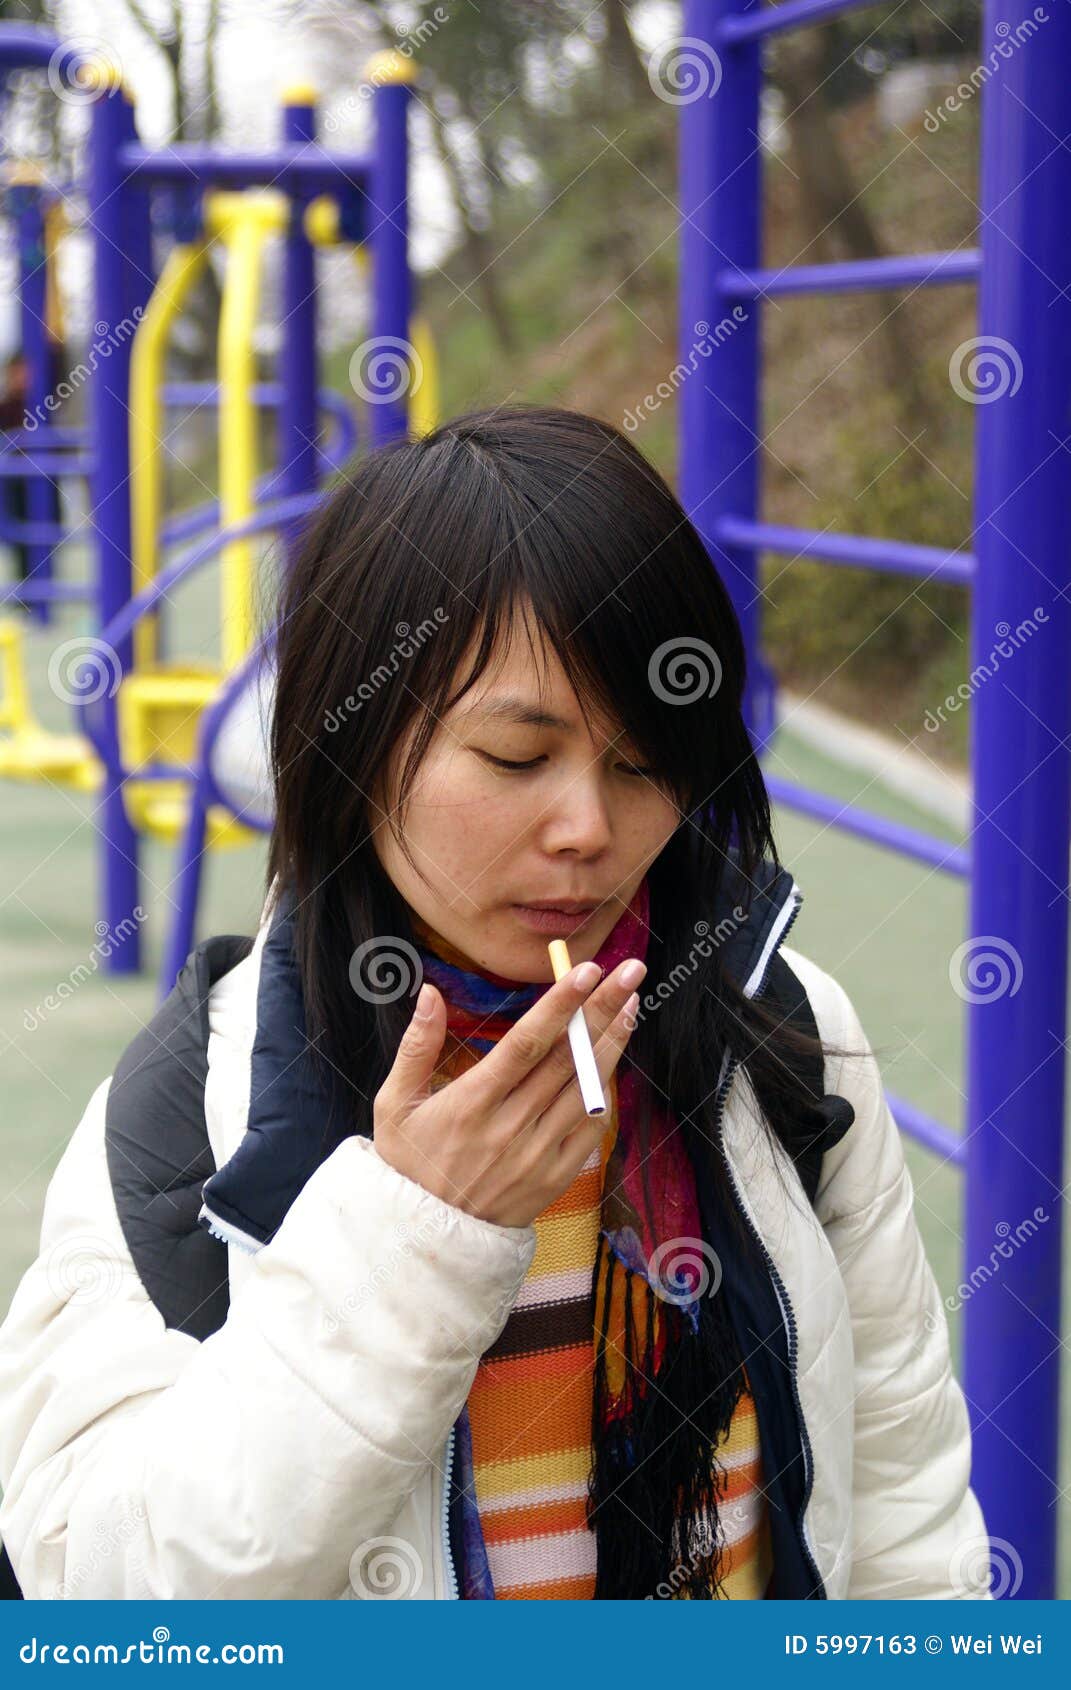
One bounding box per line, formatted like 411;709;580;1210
410;879;773;1599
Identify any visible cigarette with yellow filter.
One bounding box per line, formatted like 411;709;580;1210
547;939;607;1117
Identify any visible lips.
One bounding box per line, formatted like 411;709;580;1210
516;900;600;913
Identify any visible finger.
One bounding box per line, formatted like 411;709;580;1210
497;961;645;1131
378;982;446;1113
464;961;607;1106
543;992;642;1175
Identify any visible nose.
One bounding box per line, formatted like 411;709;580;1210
540;770;614;856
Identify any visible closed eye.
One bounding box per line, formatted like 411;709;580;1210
478;752;656;776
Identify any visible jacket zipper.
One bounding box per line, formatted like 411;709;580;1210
713;891;828;1598
440;1421;459;1598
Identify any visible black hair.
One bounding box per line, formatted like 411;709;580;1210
265;401;871;1595
265;403;863;1235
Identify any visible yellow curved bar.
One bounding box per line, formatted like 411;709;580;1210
204;191;287;670
128;241;210;672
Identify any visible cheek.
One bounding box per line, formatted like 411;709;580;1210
405;764;521;878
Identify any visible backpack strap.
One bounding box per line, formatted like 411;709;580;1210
748;952;856;1207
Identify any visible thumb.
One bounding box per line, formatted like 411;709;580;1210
386;981;445;1111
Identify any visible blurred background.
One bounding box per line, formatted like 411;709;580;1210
0;0;1065;1596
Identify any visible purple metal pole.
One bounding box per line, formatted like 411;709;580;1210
88;79;141;973
13;181;54;625
368;57;415;447
964;0;1071;1600
279;91;320;555
677;0;773;748
119;93;155;325
119;146;370;192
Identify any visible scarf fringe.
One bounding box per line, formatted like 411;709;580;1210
587;1229;747;1599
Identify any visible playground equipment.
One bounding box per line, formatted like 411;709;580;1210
0;40;102;787
87;58;427;973
679;0;1069;1599
0;29;433;978
0;159;75;630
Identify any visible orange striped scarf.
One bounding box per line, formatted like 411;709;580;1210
414;905;773;1600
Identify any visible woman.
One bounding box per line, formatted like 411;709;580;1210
0;405;991;1601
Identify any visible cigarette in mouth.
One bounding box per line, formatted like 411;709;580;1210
547;939;607;1117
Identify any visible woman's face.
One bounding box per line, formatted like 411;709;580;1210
369;610;682;982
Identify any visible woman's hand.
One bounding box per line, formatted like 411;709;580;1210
372;960;645;1228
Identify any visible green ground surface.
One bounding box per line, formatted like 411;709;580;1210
0;594;1067;1595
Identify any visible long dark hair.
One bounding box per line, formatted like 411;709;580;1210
266;403;863;1594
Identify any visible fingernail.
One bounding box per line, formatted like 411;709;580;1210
414;983;433;1019
574;961;601;990
620;959;646;990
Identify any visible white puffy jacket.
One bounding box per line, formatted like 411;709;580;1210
0;877;993;1600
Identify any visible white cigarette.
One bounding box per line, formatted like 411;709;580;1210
547;939;607;1116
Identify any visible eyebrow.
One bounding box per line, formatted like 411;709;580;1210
464;696;576;732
